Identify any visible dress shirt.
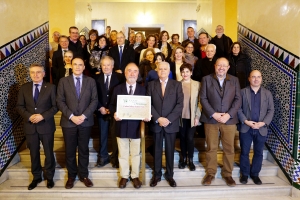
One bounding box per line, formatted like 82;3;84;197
126;82;136;94
103;73;112;86
32;81;43;98
62;48;68;57
159;78;168;87
69;74;85;120
217;76;225;87
250;87;261;123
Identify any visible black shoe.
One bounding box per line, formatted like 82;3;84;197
163;174;177;187
250;176;262;185
188;158;195;171
239;175;248;184
96;156;110;167
47;179;54;188
28;178;42;190
178;157;186;169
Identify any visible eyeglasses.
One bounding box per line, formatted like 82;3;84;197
71;32;79;34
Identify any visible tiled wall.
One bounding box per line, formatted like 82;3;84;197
238;23;300;186
0;22;49;176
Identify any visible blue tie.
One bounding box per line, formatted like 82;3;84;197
34;84;39;104
105;75;109;91
119;46;123;63
76;77;80;99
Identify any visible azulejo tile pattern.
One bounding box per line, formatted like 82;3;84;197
0;22;49;175
238;23;300;185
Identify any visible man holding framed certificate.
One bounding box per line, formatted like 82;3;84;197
109;63;149;189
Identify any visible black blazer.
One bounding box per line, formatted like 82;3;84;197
146;79;183;133
108;44;135;72
157;42;172;62
130;44;146;66
56;75;98;127
192;56;218;82
109;83;146;139
52;49;66;86
16;82;58;134
95;72;124;118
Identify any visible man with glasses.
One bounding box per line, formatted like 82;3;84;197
68;26;83;57
200;57;241;187
16;63;58;190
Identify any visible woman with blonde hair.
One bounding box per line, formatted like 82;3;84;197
170;45;186;81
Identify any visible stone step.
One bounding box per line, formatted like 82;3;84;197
0;176;291;199
7;159;278;180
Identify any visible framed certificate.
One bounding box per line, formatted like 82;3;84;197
116;95;151;120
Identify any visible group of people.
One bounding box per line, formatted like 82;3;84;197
16;24;274;191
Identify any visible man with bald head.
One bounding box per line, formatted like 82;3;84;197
200;57;241;187
108;32;135;73
109;63;147;189
238;70;274;185
147;61;183;187
210;25;233;58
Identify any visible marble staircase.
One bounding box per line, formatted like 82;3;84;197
0;112;296;199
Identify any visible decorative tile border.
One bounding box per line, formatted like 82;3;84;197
238;23;299;70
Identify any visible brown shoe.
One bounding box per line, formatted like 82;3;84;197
150;176;161;187
202;175;215;186
223;176;236;187
65;177;75;189
79;177;93;187
119;178;128;189
132;178;142;189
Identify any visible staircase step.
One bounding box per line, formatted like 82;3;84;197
0;176;291;199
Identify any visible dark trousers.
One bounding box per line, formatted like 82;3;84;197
153;129;176;179
179;119;196;158
239;128;266;177
110;119;119;164
26;132;55;180
97;117;110;159
62;126;91;178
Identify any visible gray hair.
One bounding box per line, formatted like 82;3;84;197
29;63;44;71
205;44;216;52
100;56;114;66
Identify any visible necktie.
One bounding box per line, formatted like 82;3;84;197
63;50;67;54
76;77;80;99
105;75;109;91
119;46;123;62
34;84;39;104
129;85;133;95
161;81;165;97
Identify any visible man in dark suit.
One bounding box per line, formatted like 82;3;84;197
200;57;242;187
56;57;98;189
109;63;148;189
238;70;274;185
16;63;58;190
95;56;123;167
52;35;70;86
147;61;184;187
108;32;135;74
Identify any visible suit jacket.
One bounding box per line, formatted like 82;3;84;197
56;75;98;127
237;86;274;136
200;73;242;124
210;34;233;58
109;83;146;139
108;44;135;72
52;49;65;86
95;72;124;118
16;82;58;134
147;79;184;133
180;79;202;127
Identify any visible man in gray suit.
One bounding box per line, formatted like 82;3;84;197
238;70;274;185
56;57;98;189
200;57;242;187
16;63;57;190
147;61;183;187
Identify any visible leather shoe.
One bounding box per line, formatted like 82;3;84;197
178;157;186;169
119;178;128;189
65;177;75;189
80;177;93;187
202;175;214;186
164;175;177;187
47;179;54;188
188;159;195;171
28;178;42;190
132;178;142;189
223;176;236;187
250;176;262;185
96;156;110;167
240;175;248;184
150;176;161;187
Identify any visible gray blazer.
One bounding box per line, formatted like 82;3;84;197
16;82;58;134
200;73;242;124
237;86;274;136
147;79;183;133
56;75;98;127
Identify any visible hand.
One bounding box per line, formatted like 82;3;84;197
71;116;84;125
158;117;170;127
212;112;225;122
29;114;44;123
255;122;266;128
99;107;107;115
143;115;152;122
78;115;86;121
244;120;257;129
218;113;230;124
193;118;199;127
114;112;122;121
115;69;122;74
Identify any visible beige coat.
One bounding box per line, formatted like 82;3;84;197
180;79;202;127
